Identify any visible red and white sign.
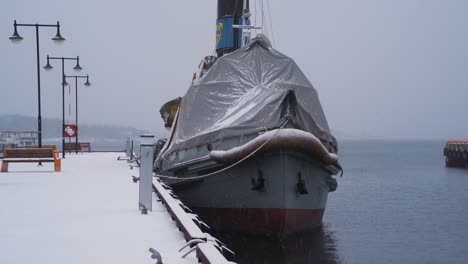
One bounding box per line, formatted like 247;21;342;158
64;125;77;138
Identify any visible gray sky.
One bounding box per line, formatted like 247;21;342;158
1;0;467;139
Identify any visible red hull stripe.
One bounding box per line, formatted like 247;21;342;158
192;207;325;234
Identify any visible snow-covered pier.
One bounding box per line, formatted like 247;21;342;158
0;152;200;263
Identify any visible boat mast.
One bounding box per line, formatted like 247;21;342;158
240;0;251;47
236;0;261;47
240;0;251;46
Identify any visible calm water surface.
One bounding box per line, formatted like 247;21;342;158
219;140;468;264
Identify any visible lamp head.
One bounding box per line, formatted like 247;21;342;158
44;56;53;71
52;22;65;45
84;75;91;87
9;20;23;44
73;58;82;72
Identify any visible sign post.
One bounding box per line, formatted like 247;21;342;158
64;125;77;154
64;124;77;138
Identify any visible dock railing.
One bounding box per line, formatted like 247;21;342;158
132;134;235;264
118;138;139;166
153;178;236;264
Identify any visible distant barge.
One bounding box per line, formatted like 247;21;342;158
444;141;468;168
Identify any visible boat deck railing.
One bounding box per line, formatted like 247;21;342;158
445;140;468;151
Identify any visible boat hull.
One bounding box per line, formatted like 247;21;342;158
192;207;324;234
168;150;332;234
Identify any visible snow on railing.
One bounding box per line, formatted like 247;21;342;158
125;135;236;263
118;138;140;169
153;178;236;264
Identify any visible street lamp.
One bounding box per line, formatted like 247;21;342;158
45;55;83;158
64;74;92;154
9;20;65;149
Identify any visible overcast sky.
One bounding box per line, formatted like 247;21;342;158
1;0;467;139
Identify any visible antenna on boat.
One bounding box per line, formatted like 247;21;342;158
233;0;261;47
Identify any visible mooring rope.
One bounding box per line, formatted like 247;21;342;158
155;119;289;181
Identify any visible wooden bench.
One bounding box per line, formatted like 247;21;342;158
80;142;91;152
1;148;61;172
63;142;91;153
64;143;81;152
19;145;57;150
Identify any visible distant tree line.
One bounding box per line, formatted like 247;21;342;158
0;114;150;140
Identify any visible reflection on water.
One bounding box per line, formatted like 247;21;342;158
217;225;340;264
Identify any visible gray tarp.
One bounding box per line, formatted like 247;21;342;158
162;35;337;157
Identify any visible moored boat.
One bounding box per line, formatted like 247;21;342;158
154;0;342;234
444;140;468;168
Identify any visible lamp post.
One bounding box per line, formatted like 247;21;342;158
64;74;91;154
44;55;83;158
9;20;66;149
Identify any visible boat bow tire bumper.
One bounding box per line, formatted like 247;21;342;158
210;129;338;166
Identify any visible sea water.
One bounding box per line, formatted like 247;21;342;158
220;140;468;264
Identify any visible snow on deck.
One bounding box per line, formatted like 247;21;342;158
0;152;197;264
